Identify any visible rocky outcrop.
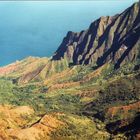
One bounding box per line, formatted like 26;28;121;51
0;2;139;85
0;105;64;140
53;2;140;69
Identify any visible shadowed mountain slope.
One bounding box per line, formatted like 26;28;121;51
53;2;140;69
0;2;139;84
0;2;140;140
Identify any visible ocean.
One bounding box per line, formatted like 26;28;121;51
0;0;138;66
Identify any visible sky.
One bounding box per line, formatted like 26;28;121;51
0;0;138;66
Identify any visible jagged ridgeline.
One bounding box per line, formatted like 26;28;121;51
0;1;140;84
53;2;140;69
0;2;140;140
0;57;69;84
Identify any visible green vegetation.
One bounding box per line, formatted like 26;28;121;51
51;114;110;140
0;0;139;138
83;72;140;115
0;61;140;140
0;81;47;114
0;78;82;115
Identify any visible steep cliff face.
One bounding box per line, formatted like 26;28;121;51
0;2;139;84
53;2;140;68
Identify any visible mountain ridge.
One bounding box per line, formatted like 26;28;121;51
52;2;140;69
0;2;140;140
0;2;139;84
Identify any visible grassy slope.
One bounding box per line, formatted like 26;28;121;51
0;59;140;140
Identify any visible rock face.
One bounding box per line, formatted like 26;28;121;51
53;2;140;68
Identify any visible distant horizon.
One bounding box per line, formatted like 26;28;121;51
0;0;138;66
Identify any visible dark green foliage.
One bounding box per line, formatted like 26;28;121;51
0;78;82;115
45;93;82;113
83;73;140;121
51;114;109;140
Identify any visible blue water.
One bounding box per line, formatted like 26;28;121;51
0;0;138;66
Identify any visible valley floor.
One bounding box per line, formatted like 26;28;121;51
0;61;140;140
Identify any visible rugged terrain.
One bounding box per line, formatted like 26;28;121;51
53;2;140;69
0;1;140;140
